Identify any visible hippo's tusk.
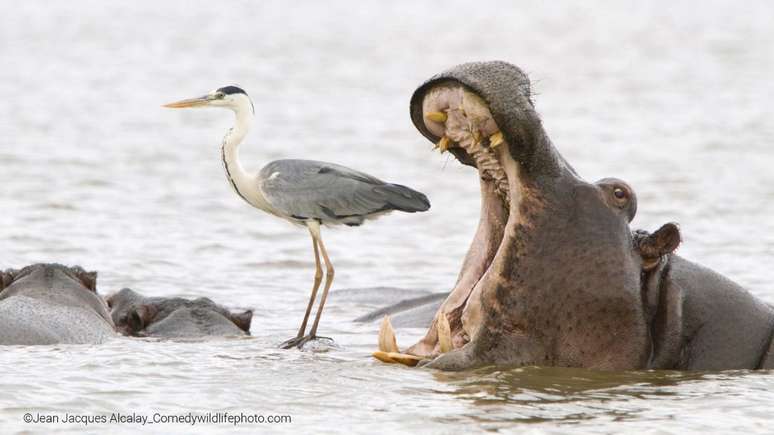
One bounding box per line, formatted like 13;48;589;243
425;111;448;123
489;131;504;148
436;136;451;153
385;353;423;366
372;351;423;366
372;350;397;363
437;313;452;353
378;315;400;353
373;316;426;367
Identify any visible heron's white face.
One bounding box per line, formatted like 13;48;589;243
163;87;254;114
203;89;250;109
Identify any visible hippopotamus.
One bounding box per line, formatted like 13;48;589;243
107;288;252;338
373;61;774;371
0;263;116;345
354;291;447;328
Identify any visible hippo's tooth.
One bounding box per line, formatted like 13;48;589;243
436;136;450;153
437;313;452;353
378;315;400;353
471;128;482;146
375;316;424;366
372;351;423;367
386;352;423;366
489;131;504;148
372;350;396;363
425;111;448;123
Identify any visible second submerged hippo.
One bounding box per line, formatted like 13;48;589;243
107;288;252;338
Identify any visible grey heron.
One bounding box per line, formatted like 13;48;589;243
163;86;430;348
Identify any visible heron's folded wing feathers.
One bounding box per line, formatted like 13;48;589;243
259;160;429;221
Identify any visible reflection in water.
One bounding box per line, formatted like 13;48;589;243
434;367;753;426
446;366;705;397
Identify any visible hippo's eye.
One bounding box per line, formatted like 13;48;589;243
613;187;627;200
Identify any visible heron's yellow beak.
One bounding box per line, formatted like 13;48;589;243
162;96;211;108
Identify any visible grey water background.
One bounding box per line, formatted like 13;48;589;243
1;1;774;433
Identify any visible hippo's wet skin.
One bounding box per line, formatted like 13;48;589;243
354;292;447;328
0;264;116;345
376;61;774;370
107;288;252;338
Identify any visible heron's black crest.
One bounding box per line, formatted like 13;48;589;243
217;86;248;96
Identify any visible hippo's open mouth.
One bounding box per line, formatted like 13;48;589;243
375;81;534;365
416;83;525;346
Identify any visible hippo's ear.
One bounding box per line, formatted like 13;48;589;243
105;293;116;310
71;268;98;292
230;310;253;333
128;304;157;334
637;223;681;271
0;269;17;291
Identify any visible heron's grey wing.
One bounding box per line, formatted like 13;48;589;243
259;160;429;222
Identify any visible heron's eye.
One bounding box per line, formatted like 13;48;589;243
613;187;627;200
216;92;225;99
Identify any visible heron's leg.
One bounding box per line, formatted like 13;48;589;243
295;227;323;338
280;223;324;349
309;224;334;338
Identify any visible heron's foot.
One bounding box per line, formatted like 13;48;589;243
279;335;309;349
279;335;337;351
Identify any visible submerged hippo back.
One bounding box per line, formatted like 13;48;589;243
0;296;115;345
0;264;115;345
146;307;248;337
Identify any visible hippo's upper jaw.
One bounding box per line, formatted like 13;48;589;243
376;61;667;371
405;73;540;362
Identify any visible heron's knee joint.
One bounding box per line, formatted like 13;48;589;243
314;271;323;280
326;267;335;277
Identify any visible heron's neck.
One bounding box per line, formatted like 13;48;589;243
221;106;270;210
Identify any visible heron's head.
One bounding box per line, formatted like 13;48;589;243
163;85;254;114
